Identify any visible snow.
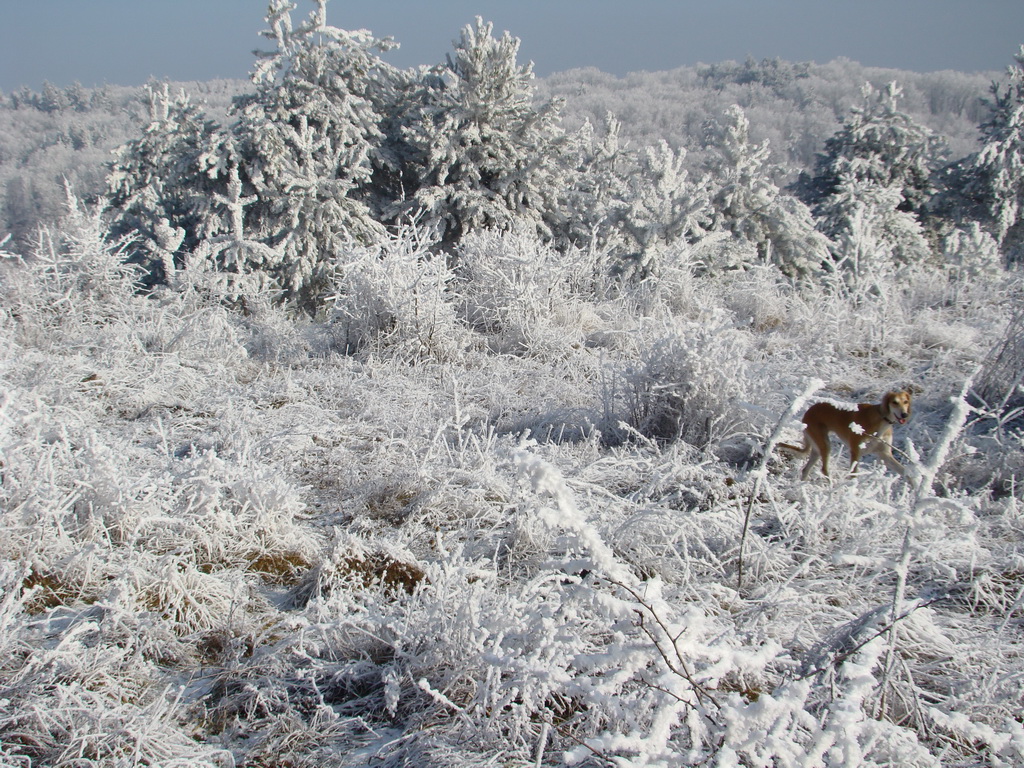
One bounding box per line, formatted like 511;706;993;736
1;192;1021;766
1;4;1023;766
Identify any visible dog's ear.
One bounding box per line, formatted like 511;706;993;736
889;384;917;398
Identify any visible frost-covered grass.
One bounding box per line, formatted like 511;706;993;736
1;208;1023;767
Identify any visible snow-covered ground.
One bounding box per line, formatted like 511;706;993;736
1;199;1022;766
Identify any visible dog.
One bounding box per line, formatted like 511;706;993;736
778;389;912;481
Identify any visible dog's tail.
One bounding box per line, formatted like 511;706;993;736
777;440;808;456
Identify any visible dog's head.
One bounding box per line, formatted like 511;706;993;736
884;389;912;425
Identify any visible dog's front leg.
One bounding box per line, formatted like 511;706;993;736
864;431;907;478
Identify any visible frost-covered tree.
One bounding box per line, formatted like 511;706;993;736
39;81;69;114
107;0;398;310
221;0;395;308
798;84;938;281
557;112;630;253
393;17;567;248
817;176;931;292
705;105;831;277
186;159;285;305
798;81;945;218
940;221;1002;282
613;140;712;278
956;45;1024;262
106;83;223;284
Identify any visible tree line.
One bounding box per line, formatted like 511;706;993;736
16;1;1024;313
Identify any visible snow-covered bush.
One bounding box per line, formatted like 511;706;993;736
716;262;799;333
818;177;933;294
454;227;601;358
798;83;944;288
557;112;631;256
328;225;464;359
1;190;139;339
977;306;1024;413
617;312;753;450
940;220;1004;282
224;0;395;308
106;83;223;284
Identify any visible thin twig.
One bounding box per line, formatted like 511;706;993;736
794;593;948;682
538;714;617;767
739;378;823;589
605;575;721;709
878;524;913;719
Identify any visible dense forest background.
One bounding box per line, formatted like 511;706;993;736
2;2;1024;766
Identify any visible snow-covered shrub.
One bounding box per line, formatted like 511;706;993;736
455;227;601;357
328;225;464;359
798;82;944;290
223;0;395;309
961;304;1024;495
818;177;933;295
617;312;753;450
940;221;1003;282
105;83;224;283
557;113;631;255
716;262;797;333
606;235;719;322
977;307;1024;411
1;191;139;340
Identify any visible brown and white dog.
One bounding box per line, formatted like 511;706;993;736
778;390;912;481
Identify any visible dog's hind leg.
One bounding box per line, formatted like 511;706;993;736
803;425;830;478
800;449;817;480
800;439;825;480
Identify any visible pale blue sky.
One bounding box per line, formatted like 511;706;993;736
2;0;1022;92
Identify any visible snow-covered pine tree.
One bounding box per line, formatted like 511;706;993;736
797;83;938;283
613;140;713;279
798;81;945;219
557;112;630;254
705;105;831;277
38;81;69;114
107;0;401;311
392;17;567;249
958;45;1024;263
940;221;1002;282
106;83;223;285
189;156;285;306
225;0;396;310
